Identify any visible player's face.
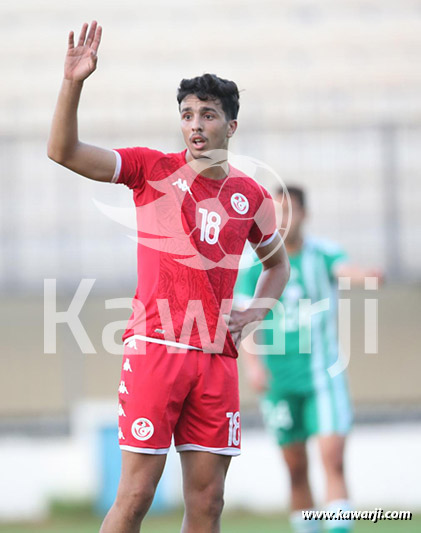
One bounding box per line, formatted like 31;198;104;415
180;95;237;162
276;194;305;242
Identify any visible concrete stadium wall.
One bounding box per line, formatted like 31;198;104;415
0;286;420;419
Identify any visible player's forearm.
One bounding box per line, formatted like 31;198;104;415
228;259;289;345
250;251;290;321
47;79;84;164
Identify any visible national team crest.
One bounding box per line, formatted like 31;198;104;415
131;417;154;441
94;149;291;270
231;193;249;215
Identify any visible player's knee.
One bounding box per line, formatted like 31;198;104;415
115;483;156;519
286;456;309;487
322;445;345;478
326;453;345;477
290;465;309;487
186;485;225;519
205;492;225;519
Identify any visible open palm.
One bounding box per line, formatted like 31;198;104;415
64;21;102;82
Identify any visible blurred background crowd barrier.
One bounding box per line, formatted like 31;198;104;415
0;0;420;522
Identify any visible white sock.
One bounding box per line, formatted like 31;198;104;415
290;509;322;533
324;499;353;530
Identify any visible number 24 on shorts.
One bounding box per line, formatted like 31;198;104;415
226;411;240;446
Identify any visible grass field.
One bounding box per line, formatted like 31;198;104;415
0;505;418;533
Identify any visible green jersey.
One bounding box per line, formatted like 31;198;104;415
235;237;348;394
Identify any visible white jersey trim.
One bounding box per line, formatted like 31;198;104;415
176;443;241;456
124;334;202;351
111;150;122;184
120;445;170;455
255;230;278;249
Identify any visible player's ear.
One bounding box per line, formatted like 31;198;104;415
227;119;238;138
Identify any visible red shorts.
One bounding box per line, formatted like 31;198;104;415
117;338;241;456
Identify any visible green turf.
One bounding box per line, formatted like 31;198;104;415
0;508;418;533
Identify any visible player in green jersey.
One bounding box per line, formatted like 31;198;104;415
235;186;381;533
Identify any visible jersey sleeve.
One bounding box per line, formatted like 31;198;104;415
247;186;277;248
111;147;149;191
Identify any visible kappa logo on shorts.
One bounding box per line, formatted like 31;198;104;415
118;381;129;395
123;358;132;372
126;338;137;350
131;417;155;441
231;193;249;215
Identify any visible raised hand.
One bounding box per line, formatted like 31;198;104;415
64;21;102;82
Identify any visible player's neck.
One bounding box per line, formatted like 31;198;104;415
185;150;229;180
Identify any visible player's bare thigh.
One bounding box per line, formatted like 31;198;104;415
180;451;231;510
116;450;167;502
100;451;167;532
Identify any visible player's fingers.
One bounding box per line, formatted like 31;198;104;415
68;30;74;50
228;322;240;334
77;22;88;47
85;20;97;47
226;311;244;330
90;50;98;67
92;25;102;53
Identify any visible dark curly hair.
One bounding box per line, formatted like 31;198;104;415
177;73;240;121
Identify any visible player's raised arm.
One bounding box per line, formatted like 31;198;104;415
47;21;116;182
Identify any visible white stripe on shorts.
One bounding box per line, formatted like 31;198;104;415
120;445;170;455
123;334;201;351
176;443;241;456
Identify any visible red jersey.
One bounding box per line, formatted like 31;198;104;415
112;147;277;358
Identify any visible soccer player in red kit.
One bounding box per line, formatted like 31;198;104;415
48;21;290;533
